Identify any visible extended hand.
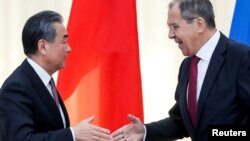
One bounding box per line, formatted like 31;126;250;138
111;114;145;141
73;115;111;141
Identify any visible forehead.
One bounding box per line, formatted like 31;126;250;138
167;2;182;25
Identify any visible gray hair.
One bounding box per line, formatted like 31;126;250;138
169;0;215;28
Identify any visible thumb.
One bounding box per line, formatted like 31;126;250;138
83;115;95;124
128;114;141;124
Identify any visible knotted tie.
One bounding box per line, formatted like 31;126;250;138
188;55;200;127
49;78;60;109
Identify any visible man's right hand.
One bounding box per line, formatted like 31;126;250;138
73;115;111;141
111;114;145;141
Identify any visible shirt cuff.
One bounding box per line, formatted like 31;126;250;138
143;125;147;141
70;127;76;141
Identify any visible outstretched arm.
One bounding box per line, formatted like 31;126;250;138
111;114;145;141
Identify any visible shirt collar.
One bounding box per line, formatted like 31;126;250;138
196;30;220;61
27;58;51;87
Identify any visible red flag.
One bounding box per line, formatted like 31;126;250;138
57;0;144;131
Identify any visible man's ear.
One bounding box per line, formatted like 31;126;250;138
37;39;47;55
196;17;206;33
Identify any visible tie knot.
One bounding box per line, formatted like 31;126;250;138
49;78;56;87
192;55;200;65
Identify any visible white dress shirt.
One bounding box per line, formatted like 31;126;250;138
194;30;220;102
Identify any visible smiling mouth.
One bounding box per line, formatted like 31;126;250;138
173;38;183;48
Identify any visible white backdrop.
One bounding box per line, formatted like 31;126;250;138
0;0;236;140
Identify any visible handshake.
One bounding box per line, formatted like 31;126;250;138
73;114;145;141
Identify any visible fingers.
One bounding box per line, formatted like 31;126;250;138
92;124;111;134
82;125;111;140
92;128;111;140
127;114;141;124
83;115;95;124
74;127;111;140
79;115;111;134
75;115;142;141
74;116;111;140
112;132;125;141
111;125;127;138
111;128;126;141
111;114;142;140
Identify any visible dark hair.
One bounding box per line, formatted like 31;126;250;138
22;10;63;55
169;0;215;28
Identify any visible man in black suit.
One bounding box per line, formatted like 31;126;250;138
0;10;111;141
111;0;250;141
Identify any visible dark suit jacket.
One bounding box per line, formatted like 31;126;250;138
0;59;73;141
145;33;250;141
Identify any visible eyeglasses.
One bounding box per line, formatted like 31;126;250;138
168;24;180;33
168;17;199;33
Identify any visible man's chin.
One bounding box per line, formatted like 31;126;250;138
57;63;65;70
180;50;188;56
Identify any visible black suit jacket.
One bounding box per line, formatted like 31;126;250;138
145;33;250;141
0;59;73;141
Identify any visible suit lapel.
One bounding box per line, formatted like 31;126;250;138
196;33;227;126
21;60;65;128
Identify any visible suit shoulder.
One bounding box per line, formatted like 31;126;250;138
1;65;31;91
227;39;250;53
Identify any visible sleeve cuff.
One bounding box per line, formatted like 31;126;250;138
70;127;76;141
143;125;147;141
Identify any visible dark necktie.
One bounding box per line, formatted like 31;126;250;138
188;55;200;127
49;78;60;109
50;78;66;128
